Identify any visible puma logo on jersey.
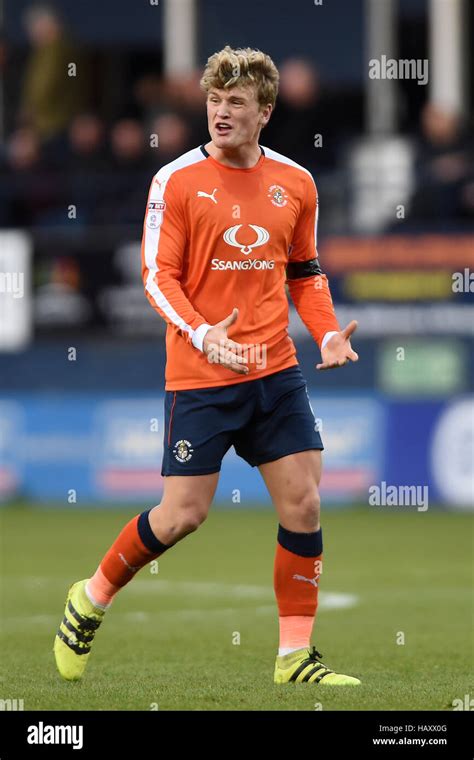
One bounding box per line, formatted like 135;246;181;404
197;188;218;204
223;224;270;255
292;573;319;588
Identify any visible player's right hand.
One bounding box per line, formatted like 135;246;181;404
203;307;250;375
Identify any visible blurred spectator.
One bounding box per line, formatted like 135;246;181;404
110;118;148;169
135;71;207;147
459;181;474;219
0;33;13;140
167;71;207;145
407;103;474;225
6;127;41;171
95;118;151;225
1;127;62;226
263;58;335;170
149;113;190;165
420;103;469;179
19;3;90;144
133;74;164;119
62;114;109;226
68;113;107;170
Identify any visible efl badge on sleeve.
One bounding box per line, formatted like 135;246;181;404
147;200;166;229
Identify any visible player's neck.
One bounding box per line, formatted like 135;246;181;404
204;141;262;169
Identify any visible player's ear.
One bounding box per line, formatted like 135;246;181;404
261;104;272;126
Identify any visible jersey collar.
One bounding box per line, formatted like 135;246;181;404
199;143;265;171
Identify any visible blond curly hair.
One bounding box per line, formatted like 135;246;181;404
200;45;279;108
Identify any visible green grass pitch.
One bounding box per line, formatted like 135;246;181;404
0;504;472;711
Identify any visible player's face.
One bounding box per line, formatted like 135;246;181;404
207;86;271;150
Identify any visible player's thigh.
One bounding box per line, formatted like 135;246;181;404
259;449;322;529
161;472;219;513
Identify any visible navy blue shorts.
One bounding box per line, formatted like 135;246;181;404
161;365;323;476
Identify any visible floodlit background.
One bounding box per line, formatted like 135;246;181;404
0;0;472;712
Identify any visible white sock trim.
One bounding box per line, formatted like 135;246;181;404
278;646;307;656
84;581;111;611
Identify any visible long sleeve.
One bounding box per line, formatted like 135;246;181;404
286;175;340;348
141;171;211;350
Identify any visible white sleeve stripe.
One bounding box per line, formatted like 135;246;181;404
259;145;314;179
145;271;195;339
143;148;206;340
315;196;319;248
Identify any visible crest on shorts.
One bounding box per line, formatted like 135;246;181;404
173;439;194;463
268;184;288;207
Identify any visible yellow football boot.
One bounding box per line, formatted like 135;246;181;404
53;579;106;681
274;646;361;685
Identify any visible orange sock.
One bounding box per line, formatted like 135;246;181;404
278;615;315;654
274;524;323;655
86;566;120;609
85;509;171;608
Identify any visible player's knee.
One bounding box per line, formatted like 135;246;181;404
284;489;320;531
300;491;320;523
178;513;206;535
175;503;208;536
151;496;210;542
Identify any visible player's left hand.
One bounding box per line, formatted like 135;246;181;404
316;320;359;371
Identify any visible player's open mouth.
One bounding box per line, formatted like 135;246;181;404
215;123;232;135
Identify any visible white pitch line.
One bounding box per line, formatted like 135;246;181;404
4;576;358;606
129;579;273;598
3;577;272;598
1;590;358;631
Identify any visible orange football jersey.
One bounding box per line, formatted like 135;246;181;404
141;144;339;390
